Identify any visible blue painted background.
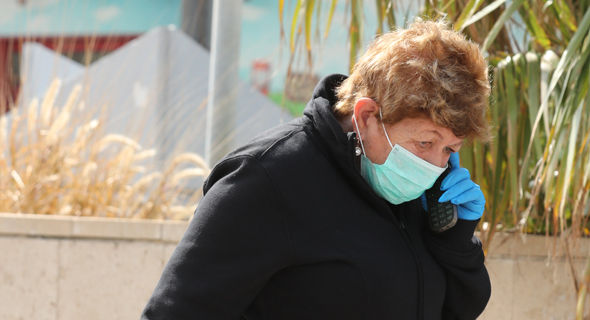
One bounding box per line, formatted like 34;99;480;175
0;0;418;93
0;0;182;35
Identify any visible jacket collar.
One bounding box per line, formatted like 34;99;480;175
302;74;397;215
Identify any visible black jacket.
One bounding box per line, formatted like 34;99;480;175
141;74;491;320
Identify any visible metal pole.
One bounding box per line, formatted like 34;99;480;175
205;0;242;166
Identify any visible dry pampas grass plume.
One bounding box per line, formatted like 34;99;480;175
0;79;210;220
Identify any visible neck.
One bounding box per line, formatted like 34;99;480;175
338;114;354;133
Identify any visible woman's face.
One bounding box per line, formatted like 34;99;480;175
353;98;463;168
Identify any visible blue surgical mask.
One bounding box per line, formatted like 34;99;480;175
353;109;447;205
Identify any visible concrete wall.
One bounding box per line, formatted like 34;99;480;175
0;213;185;320
482;232;588;320
0;213;587;319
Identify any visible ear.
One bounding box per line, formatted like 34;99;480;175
352;98;380;140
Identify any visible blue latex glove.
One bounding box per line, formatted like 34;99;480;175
421;152;485;220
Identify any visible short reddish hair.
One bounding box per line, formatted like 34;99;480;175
334;18;491;142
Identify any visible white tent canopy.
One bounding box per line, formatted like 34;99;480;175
18;26;294;168
19;42;85;103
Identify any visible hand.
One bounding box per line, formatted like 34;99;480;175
437;152;485;220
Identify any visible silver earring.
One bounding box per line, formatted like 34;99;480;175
355;146;362;156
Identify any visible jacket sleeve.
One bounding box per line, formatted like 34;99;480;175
141;155;291;320
422;218;491;320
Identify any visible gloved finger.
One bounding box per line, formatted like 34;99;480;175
439;180;479;203
449;186;484;206
460;200;486;213
441;167;471;190
420;193;427;212
449;152;460;170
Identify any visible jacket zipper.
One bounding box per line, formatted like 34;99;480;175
349;135;424;319
391;207;424;320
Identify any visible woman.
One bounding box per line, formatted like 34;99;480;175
142;19;491;320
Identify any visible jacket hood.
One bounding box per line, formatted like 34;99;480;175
303;74;356;173
302;74;394;214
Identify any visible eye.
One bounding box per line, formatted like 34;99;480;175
444;146;456;153
417;141;431;150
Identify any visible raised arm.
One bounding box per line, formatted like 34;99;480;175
422;152;491;320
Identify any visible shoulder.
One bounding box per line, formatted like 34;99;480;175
204;118;315;192
233;118;312;162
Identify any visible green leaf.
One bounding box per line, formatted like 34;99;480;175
315;0;322;41
520;10;590;179
522;2;550;49
482;0;525;52
279;0;285;39
305;0;315;51
553;0;578;32
376;0;384;34
461;0;508;31
473;140;485;192
385;0;396;30
490;64;505;218
349;0;363;72
350;27;359;73
440;0;457;15
540;50;559;133
290;0;303;53
459;146;474;175
503;57;520;215
324;0;338;38
572;43;590;109
558;101;584;222
525;52;542;159
548;3;573;45
545;7;590;110
454;0;484;30
545;131;567;230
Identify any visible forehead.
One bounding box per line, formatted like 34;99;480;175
389;118;461;142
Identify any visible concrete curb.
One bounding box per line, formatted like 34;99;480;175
0;213;190;243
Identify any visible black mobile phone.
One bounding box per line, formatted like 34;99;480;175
425;163;458;233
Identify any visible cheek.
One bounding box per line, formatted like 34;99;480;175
441;154;451;167
420;150;450;168
396;142;448;168
425;156;444;168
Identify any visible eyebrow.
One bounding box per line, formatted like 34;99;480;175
422;130;463;148
426;130;443;139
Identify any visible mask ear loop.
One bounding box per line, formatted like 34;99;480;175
352;113;366;156
379;108;394;149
